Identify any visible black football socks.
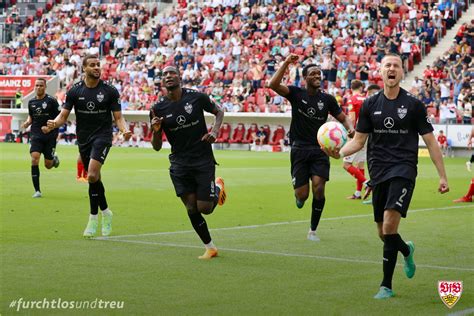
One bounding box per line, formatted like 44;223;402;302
310;198;325;231
31;165;40;192
188;212;212;244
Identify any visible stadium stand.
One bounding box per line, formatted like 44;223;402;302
0;0;471;147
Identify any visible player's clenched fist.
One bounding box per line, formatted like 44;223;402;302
46;120;56;129
285;54;299;64
41;126;51;134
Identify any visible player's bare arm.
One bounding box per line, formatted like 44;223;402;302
268;54;299;97
46;108;71;132
202;106;224;143
112;111;132;141
21;116;32;129
422;132;449;194
323;132;368;159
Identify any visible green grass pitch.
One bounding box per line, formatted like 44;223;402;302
1;143;472;315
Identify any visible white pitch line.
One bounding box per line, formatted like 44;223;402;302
447;308;474;316
100;238;474;272
97;205;473;240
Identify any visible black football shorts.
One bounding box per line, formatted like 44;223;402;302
290;147;330;189
169;164;216;202
30;135;57;160
79;137;111;170
372;177;415;222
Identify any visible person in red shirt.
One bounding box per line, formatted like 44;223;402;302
437;130;448;156
423;65;434;79
343;80;368;199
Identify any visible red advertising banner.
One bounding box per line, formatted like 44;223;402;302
0;115;12;135
0;76;52;98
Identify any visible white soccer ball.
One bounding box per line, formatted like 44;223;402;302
317;121;348;150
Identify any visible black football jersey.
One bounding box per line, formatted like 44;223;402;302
285;86;342;148
356;88;434;184
63;80;121;145
28;94;60;137
150;88;218;167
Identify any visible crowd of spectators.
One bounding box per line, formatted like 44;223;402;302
0;0;471;126
407;21;473;124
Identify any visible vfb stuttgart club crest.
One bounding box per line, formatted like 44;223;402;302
397;106;407;119
97;92;104;103
184;102;193;114
438;281;463;308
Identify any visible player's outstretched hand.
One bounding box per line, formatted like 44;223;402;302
438;179;449;194
321;146;341;159
122;130;132;142
41;126;51;134
202;132;217;144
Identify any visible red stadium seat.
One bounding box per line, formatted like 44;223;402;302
269;125;285;145
216;123;232;143
229;123;246;143
243;123;258;143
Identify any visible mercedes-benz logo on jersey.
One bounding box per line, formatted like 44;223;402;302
97;92;104;103
86;101;95;111
384;117;395;129
317;101;324;110
176;115;186;125
35;107;42;114
307;107;316;117
184;102;193;114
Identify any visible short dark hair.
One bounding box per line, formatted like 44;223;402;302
367;84;381;92
82;54;99;67
36;78;47;84
351;80;363;90
302;64;320;77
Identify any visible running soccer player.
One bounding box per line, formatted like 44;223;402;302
150;65;226;260
21;78;60;198
46;55;131;238
323;53;449;299
269;53;354;242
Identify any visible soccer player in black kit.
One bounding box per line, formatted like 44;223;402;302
46;55;131;238
21;78;60;198
269;54;354;242
150;65;226;260
324;54;449;299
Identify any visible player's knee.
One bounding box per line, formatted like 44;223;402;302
31;155;40;165
44;161;53;169
198;202;214;215
312;185;325;199
186;207;198;215
87;173;99;183
295;191;309;202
